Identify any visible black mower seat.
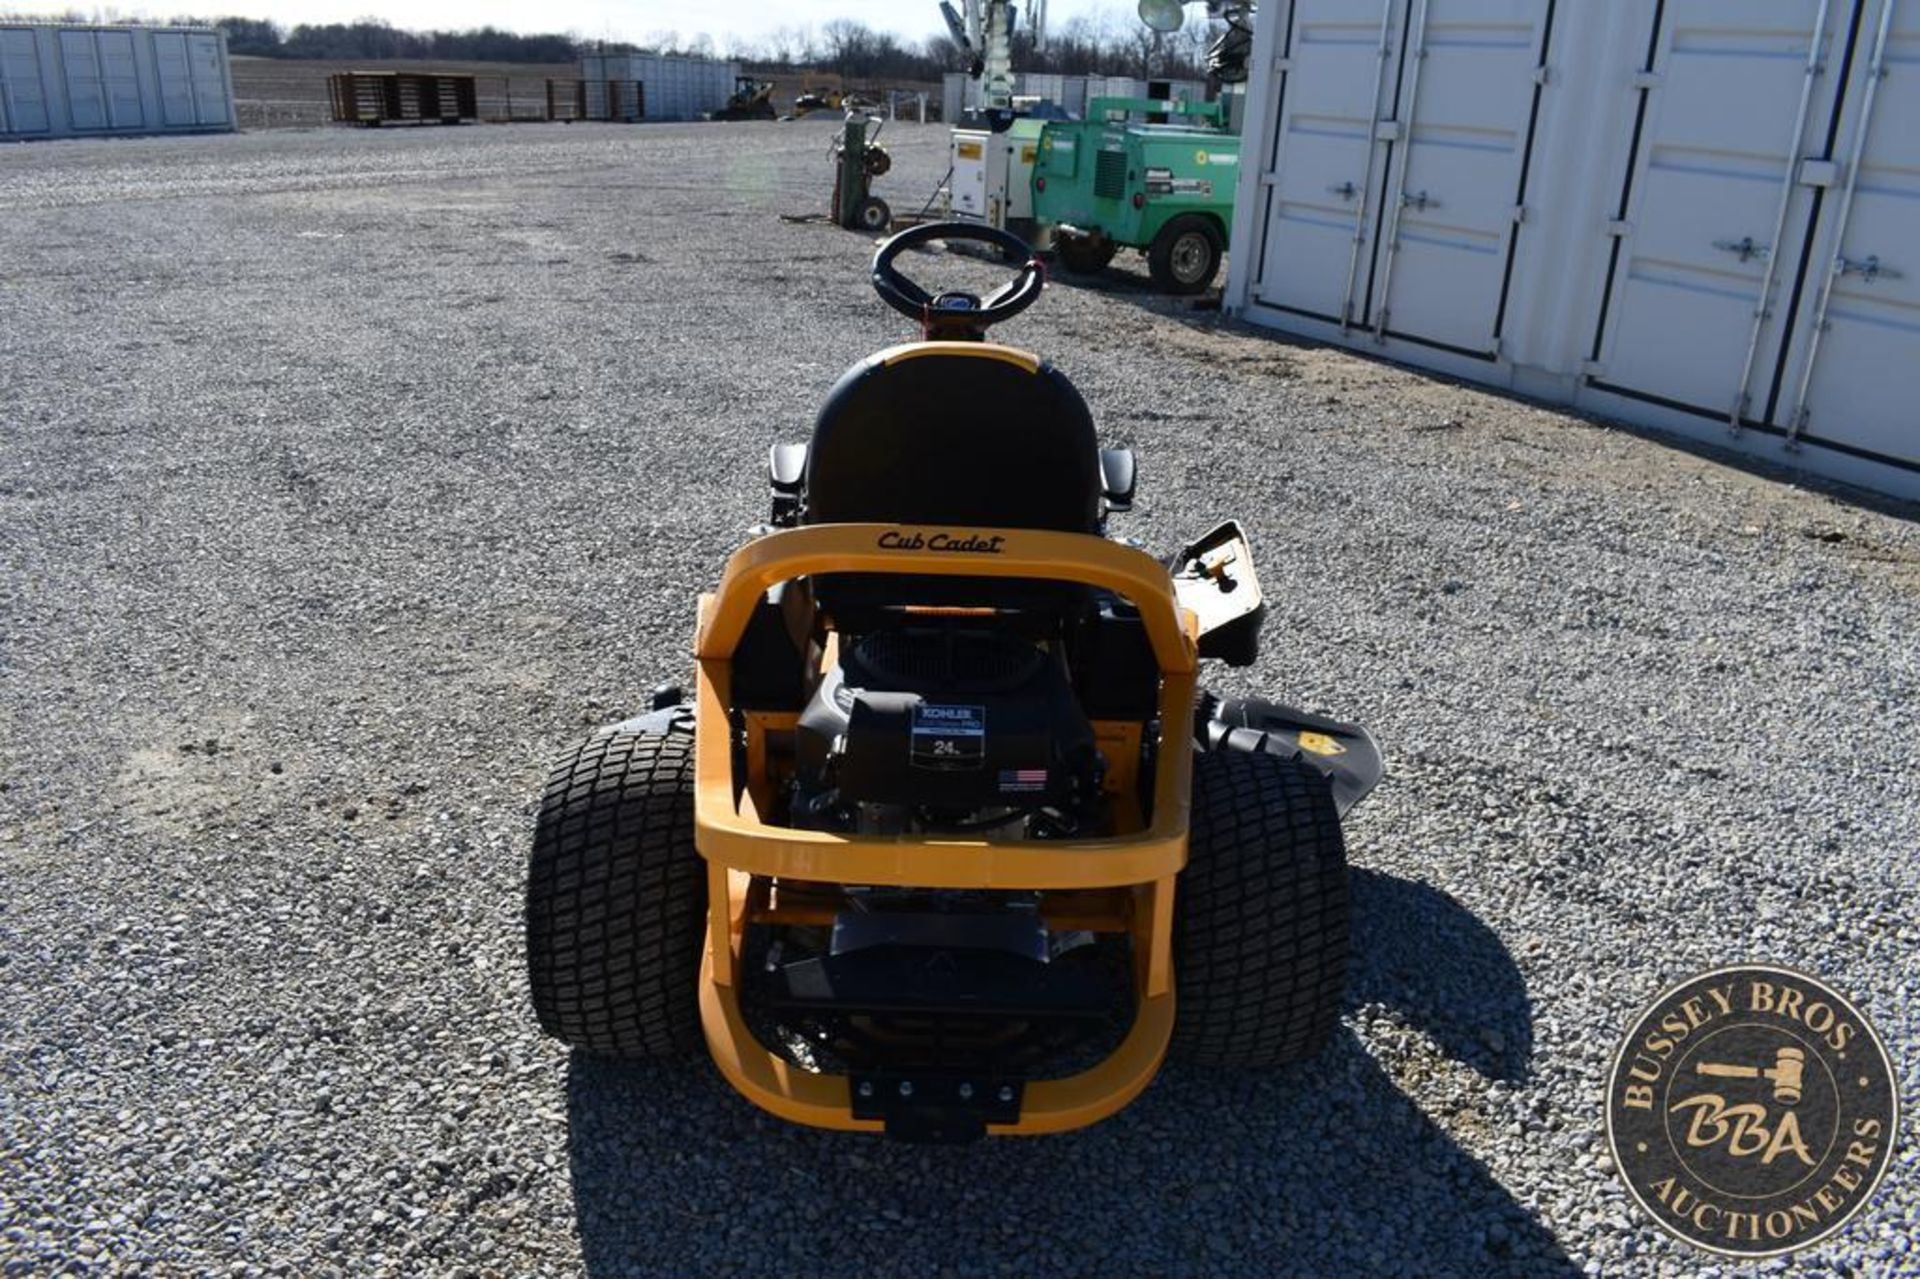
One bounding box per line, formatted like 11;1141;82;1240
807;342;1102;530
804;342;1102;624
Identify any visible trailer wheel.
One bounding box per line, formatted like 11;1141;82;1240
1054;232;1118;276
854;196;893;232
1171;750;1349;1066
526;725;706;1059
1148;215;1223;295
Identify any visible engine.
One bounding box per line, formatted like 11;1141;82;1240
790;627;1102;836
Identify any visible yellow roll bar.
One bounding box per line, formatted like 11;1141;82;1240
691;522;1195;1132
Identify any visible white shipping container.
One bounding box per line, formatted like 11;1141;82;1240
580;54;643;121
1022;72;1065;104
1060;76;1089;117
1224;0;1920;500
0;23;231;139
579;54;737;120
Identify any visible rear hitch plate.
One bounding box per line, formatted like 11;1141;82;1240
851;1075;1024;1143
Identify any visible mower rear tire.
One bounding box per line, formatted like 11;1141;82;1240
1054;232;1118;276
526;725;706;1059
1171;750;1348;1066
1148;215;1223;295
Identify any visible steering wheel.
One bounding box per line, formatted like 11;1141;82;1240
871;221;1046;340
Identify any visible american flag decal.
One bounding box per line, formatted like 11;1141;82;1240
998;768;1048;793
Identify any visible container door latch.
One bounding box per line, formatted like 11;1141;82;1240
1712;236;1769;263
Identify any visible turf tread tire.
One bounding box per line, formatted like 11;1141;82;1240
1171;750;1349;1066
526;728;706;1059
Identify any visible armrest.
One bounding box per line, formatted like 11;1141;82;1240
769;442;809;493
768;442;809;527
1099;448;1136;512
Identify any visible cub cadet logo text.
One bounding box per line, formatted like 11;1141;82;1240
876;531;1007;554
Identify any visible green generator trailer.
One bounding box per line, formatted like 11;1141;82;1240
1032;97;1240;295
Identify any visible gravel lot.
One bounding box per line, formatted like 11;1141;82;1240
2;120;1915;1276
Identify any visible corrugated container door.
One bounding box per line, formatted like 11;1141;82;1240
154;31;197;126
669;61;691;118
1244;0;1406;326
98;28;142;127
580;54;604;117
1774;0;1920;468
187;33;227;125
1587;1;1843;426
59;29;108;128
637;55;659;118
1;28;52;134
1063;76;1087;116
672;63;692;119
1364;0;1556;355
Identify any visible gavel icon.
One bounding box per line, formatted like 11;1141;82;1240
1695;1046;1805;1105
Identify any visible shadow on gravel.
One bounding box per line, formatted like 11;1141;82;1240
564;868;1570;1276
1347;867;1535;1083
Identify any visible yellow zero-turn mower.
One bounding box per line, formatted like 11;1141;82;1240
525;222;1384;1142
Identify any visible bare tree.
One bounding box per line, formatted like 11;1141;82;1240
718;32;761;61
820;17;873;76
607;2;1218;82
1122;23;1167;78
768;23;817;66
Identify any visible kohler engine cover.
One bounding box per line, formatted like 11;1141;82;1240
794;628;1098;821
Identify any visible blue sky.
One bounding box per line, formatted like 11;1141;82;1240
92;0;1131;49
